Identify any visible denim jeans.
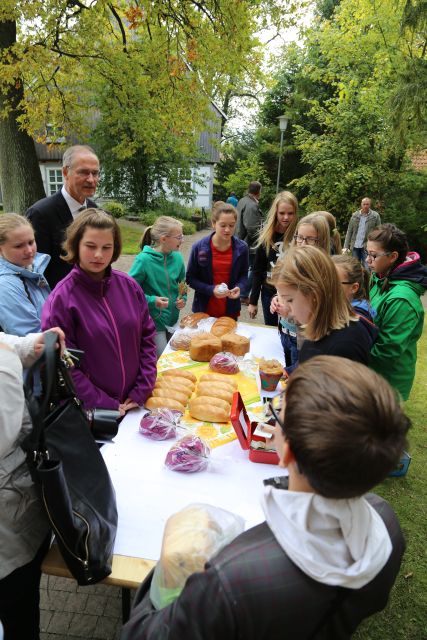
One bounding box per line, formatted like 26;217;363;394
279;330;299;373
352;247;368;270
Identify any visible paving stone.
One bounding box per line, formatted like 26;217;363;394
64;591;89;613
93;615;122;640
68;612;99;637
52;576;79;593
47;611;73;634
40;609;53;633
103;595;122;617
85;593;108;615
40;588;69;611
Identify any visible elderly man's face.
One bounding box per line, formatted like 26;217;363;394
361;198;371;214
63;151;100;204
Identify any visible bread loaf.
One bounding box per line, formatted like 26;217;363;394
157;376;195;391
161;369;197;383
221;332;250;356
152;387;189;406
145;396;186;413
189;396;231;422
211;316;237;337
196;382;233;404
199;373;238;389
180;312;209;329
189;334;222;362
169;332;192;351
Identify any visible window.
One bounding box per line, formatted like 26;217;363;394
48;168;63;196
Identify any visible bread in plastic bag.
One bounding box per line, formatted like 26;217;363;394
150;503;245;609
139;408;182;440
209;351;239;374
164;435;210;472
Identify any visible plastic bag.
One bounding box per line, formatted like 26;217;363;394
164;435;210;472
209;351;239;374
150;503;245;609
139;408;182;441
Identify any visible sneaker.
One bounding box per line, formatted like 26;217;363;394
240;297;250;305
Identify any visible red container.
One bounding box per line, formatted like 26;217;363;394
230;392;279;465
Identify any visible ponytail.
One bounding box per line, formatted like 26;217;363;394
139;226;152;249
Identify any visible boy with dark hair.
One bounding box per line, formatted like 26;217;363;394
121;356;409;640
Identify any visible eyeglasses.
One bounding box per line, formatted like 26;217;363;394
340;281;353;285
294;234;318;246
72;169;101;178
168;234;184;240
268;395;285;430
365;252;391;262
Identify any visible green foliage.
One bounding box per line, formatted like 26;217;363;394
103;200;126;219
223;153;274;212
181;220;197;235
138;209;197;236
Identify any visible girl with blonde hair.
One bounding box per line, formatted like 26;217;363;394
332;254;376;322
0;214;50;335
315;210;342;255
271;246;375;364
129;216;187;356
248;191;298;325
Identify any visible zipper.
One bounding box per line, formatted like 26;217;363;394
42;486;90;572
101;292;126;399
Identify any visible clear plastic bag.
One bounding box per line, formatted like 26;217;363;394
209;351;239;374
164;435;210;472
139;408;182;440
150;503;245;609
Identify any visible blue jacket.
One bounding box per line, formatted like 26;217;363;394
186;233;249;316
42;265;157;410
0;253;51;335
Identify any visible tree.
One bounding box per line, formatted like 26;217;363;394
0;0;297;211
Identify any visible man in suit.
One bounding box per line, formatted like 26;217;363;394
26;145;99;288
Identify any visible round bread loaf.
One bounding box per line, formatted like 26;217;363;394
146;396;186;413
221;332;250;356
211;316;237;337
189;334;222;362
189;396;231;422
179;312;209;329
169;332;192;351
161;369;197;383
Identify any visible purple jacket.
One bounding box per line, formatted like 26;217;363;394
42;265;157;410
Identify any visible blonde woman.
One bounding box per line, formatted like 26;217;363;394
0;214;50;335
129;216;187;356
315;210;342;255
248;191;298;325
271;246;375;365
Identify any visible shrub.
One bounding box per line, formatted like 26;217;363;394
104;200;126;218
138;211;158;226
182;220;197;235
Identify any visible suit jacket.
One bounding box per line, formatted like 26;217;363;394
121;494;405;640
26;191;97;289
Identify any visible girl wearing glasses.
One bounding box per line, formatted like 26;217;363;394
270;213;331;373
332;254;376;323
129;216;187;356
186;202;248;319
367;223;427;400
248;191;298;325
271;246;375;365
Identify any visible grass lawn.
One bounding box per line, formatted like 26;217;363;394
118;219;144;254
354;318;427;639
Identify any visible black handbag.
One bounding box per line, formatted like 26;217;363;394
22;331;118;585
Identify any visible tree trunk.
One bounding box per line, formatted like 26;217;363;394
0;20;45;213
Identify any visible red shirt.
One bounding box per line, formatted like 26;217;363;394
206;240;233;318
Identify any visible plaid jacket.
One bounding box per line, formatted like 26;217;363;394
121;494;404;640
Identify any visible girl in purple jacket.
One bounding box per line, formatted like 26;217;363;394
42;209;157;415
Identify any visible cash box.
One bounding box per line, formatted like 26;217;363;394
230;392;279;465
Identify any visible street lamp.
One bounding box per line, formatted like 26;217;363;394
276;114;289;193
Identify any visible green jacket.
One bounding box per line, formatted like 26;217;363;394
369;260;426;400
129;246;186;331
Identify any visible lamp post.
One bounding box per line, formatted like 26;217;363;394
276;114;289;194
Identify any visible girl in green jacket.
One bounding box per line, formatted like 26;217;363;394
367;223;427;400
129;216;187;357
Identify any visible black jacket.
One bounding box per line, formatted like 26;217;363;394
26;191;97;289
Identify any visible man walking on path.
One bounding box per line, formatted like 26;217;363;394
236;181;262;304
343;197;381;268
26;145;99;288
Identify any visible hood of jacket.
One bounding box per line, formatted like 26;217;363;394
0;252;50;284
377;252;427;295
262;487;392;589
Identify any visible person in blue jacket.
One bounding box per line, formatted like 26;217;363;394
0;214;50;335
186;202;249;319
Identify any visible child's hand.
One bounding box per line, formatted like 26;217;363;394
155;297;169;309
248;304;257;319
175;297;185;310
213;285;229;298
228;287;240;299
270;294;285;316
